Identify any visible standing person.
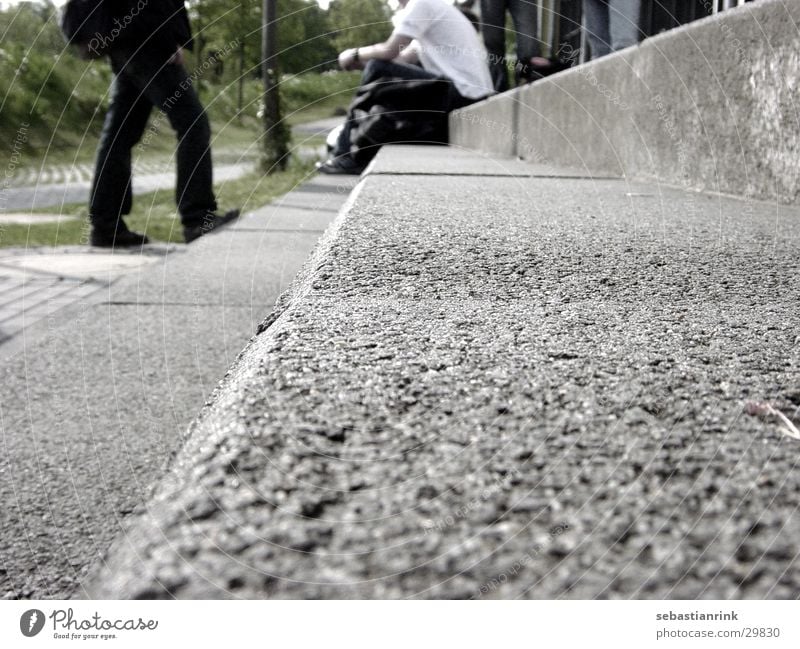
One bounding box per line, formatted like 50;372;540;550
87;0;238;247
317;0;494;175
481;0;547;92
582;0;640;60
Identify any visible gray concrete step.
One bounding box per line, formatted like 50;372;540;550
82;145;800;599
0;173;356;599
450;0;800;205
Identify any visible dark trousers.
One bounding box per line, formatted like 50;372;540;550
481;0;541;92
89;53;217;229
583;0;640;60
332;59;442;163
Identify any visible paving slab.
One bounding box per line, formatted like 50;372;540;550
0;252;159;281
0;172;349;599
232;205;337;232
0;278;101;341
0;213;77;225
109;176;357;306
108;229;324;307
0;247;173;344
82;160;800;599
0;302;257;599
230;175;357;233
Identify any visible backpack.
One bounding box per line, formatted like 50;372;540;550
60;0;112;60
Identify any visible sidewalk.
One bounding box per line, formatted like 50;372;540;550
0;117;342;356
0;171;357;599
80;145;800;599
0;159;256;214
0;120;334;215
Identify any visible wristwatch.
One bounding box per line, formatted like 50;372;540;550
353;48;360;63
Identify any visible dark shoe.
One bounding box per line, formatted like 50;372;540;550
183;208;240;243
316;158;364;176
519;57;571;84
90;222;149;248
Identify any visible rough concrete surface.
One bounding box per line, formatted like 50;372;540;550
111;176;358;307
84;147;800;599
0;302;256;599
366;145;612;178
449;90;520;159
451;0;800;204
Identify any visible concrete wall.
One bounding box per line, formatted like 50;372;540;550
450;0;800;203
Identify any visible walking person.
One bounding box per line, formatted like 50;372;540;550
87;0;238;247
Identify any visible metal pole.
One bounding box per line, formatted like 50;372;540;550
261;0;289;172
237;1;245;116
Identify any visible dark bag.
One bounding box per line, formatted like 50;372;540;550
60;0;112;60
347;77;455;165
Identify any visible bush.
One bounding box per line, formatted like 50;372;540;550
0;4;110;154
280;70;361;114
0;1;359;161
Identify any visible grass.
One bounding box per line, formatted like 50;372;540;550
10;71;358;170
281;72;360;126
0;71;356;248
0;159;317;248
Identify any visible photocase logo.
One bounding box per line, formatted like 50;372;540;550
20;609;45;637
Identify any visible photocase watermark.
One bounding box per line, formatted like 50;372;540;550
1;121;30;204
138;38;241;153
86;0;150;57
423;466;523;535
718;21;751;66
18;607;158;640
697;0;750;66
19;609;45;637
0;121;30;243
648;91;704;223
557;43;630;110
472;523;571;598
403;42;537;80
650;93;689;170
451;110;549;162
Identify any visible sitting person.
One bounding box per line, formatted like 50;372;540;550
318;0;494;175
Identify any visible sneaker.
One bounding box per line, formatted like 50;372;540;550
316;158;365;176
183;208;240;243
90;221;149;248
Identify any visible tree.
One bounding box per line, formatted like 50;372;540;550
327;0;392;52
276;0;337;73
188;0;338;77
261;0;289;171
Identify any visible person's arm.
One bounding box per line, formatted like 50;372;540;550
338;32;414;70
396;40;420;65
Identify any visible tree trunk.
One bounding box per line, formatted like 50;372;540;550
261;0;289;172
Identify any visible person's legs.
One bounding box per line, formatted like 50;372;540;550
89;73;153;235
330;59;440;162
583;0;611;60
119;55;218;227
508;0;541;67
360;59;439;84
480;0;511;92
608;0;640;52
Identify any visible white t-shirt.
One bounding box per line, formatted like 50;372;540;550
393;0;494;99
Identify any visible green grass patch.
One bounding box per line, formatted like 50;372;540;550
0;160;317;249
8;71;355;171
